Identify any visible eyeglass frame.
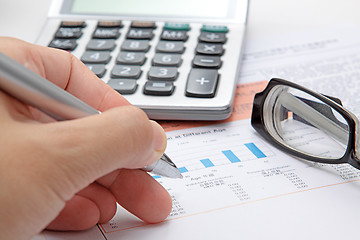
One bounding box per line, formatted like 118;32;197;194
251;78;360;170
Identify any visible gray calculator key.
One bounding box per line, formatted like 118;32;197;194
185;69;218;98
156;41;185;53
143;81;175;96
86;39;116;51
107;79;138;94
81;51;111;64
199;32;227;43
161;30;188;41
196;43;224;56
86;64;106;78
93;28;120;39
49;39;77;51
121;40;150;52
152;54;182;67
127;28;154;39
55;27;83;39
192;55;222;68
111;65;142;79
116;52;146;65
148;67;178;81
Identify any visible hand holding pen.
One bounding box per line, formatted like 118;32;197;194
0;37;176;239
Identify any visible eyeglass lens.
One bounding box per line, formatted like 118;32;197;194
263;85;350;161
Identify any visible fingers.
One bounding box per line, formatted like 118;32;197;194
0;37;129;111
46;195;100;231
109;169;172;223
47;183;117;231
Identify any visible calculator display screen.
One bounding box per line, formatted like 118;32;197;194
63;0;237;19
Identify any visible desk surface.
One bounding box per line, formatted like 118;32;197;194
1;0;360;43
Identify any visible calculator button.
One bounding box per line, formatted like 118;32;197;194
201;25;228;33
152;54;182;67
121;40;150;52
143;81;175;96
131;21;156;28
48;39;77;51
156;41;185;53
164;23;190;31
81;51;111;64
108;79;138;94
196;43;224;56
98;20;123;28
111;65;142;79
199;32;227;43
93;28;121;39
148;67;178;81
126;28;154;40
192;56;222;69
55;28;83;39
60;21;86;28
185;69;219;98
161;30;188;41
86;39;116;51
116;52;146;65
86;64;106;78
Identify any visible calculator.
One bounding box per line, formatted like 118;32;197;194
36;0;248;120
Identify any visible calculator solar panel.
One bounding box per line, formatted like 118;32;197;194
36;0;248;120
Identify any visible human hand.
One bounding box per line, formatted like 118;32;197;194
0;37;172;239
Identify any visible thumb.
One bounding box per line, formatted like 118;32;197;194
33;105;167;200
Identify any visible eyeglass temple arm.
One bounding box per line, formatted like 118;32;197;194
278;91;349;145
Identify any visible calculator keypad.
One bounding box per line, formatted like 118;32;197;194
48;20;229;99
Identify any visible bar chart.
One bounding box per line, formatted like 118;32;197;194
154;123;274;178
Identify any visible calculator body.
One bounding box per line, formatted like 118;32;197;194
36;0;248;120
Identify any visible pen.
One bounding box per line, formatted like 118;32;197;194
0;52;183;179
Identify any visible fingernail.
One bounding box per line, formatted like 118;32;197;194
150;120;167;152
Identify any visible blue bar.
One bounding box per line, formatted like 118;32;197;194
245;143;266;158
222;150;241;163
152;175;161;179
179;167;188;173
201;158;215;168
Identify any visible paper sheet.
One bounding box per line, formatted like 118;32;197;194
41;24;360;240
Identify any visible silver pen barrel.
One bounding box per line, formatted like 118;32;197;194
0;53;98;120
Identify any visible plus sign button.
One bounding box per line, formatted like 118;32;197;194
185;69;219;98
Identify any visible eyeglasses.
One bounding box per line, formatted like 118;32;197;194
251;78;360;170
